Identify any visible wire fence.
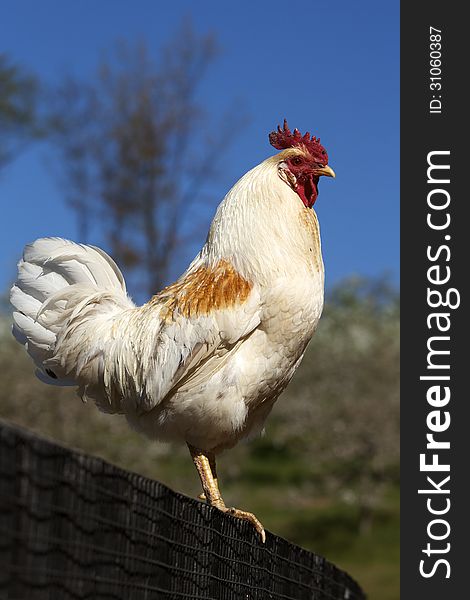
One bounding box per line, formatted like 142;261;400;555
0;420;365;599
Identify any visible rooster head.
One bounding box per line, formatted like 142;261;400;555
269;119;335;208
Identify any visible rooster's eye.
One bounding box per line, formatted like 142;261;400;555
291;157;302;166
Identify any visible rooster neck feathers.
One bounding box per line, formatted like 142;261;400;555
199;154;323;284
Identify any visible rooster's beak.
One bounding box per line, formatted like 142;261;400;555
315;165;336;178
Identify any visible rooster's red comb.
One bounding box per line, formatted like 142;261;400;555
269;119;328;164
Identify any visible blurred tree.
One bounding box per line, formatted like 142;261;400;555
0;54;40;171
48;21;243;297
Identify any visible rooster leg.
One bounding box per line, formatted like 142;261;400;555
197;454;217;501
187;444;266;543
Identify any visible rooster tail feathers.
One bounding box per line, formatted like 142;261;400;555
21;237;127;293
10;237;134;384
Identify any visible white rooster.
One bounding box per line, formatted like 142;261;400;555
10;120;335;541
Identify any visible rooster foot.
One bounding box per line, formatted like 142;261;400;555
214;501;266;543
188;443;266;543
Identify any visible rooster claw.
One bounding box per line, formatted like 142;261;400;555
220;505;266;543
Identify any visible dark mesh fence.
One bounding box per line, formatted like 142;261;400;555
0;421;365;599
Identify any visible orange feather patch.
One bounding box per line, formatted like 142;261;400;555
150;260;252;320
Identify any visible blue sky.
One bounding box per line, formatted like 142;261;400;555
0;0;399;298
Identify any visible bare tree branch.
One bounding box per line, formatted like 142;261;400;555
47;21;244;298
0;54;41;172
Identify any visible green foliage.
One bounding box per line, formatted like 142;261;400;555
0;277;399;599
